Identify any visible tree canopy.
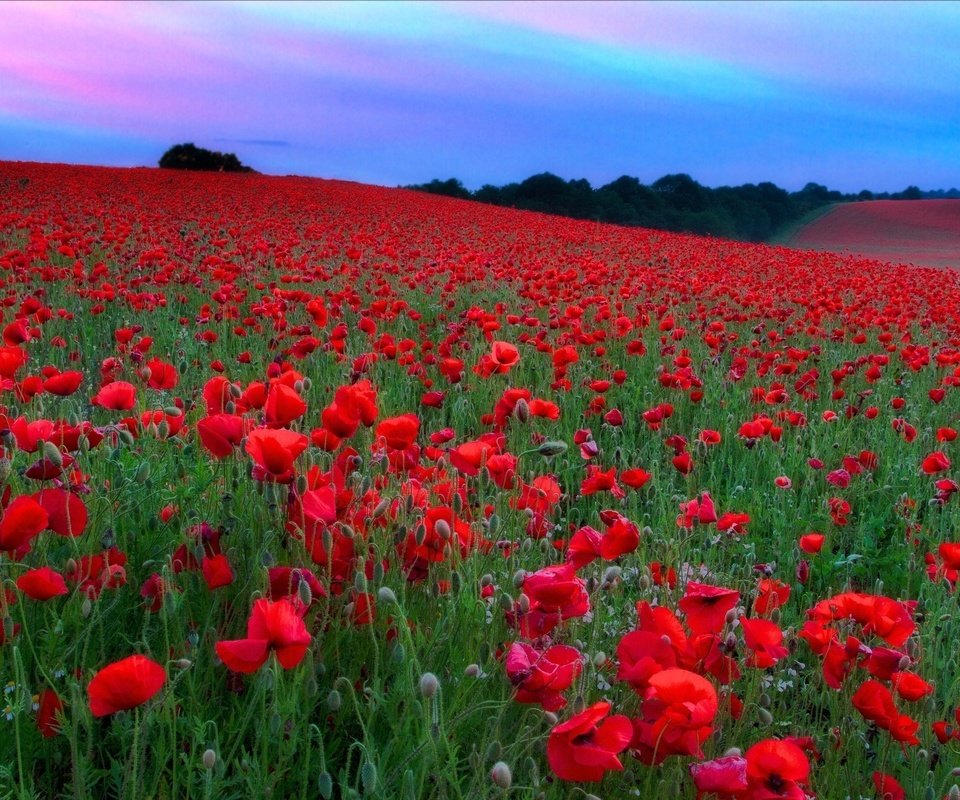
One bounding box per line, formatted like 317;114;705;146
159;143;255;173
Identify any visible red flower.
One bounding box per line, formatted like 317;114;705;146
631;668;718;764
264;383;307;427
0;495;49;553
245;427;308;482
799;533;825;554
505;642;583;711
36;689;65;738
145;357;178;390
546;701;632;782
16;567;68;600
739;617;788;668
93;381;137;411
375;413;420;450
744;739;810;800
215;598;311;673
88;655;166;717
872;772;906;800
921;450;951;475
679;582;741;635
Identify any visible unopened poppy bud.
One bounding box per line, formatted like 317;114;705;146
360;761;377;794
414;523;427;546
173;658;192;670
724;608;738;625
480;574;493;587
419;672;440;699
202;749;217;770
372;498;390;518
42;440;63;466
318;772;333;800
513;398;530;422
81;597;92;618
543;711;558;725
354;571;367;593
723;747;743;758
321;528;334;554
163;405;181;417
298;579;313;607
118;429;135;446
295;474;308;495
917;749;929;761
377;587;397;605
464;663;481;678
229;383;242;399
512;570;527;589
327;689;342;712
490;761;512;790
899;655;912;670
518;594;531;614
2;616;13;639
435;519;451;540
536;440;567;457
592;651;606;668
758;708;774;725
499;594;514;612
759;692;771;708
946;785;958;800
488;514;500;536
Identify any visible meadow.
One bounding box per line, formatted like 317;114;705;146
0;161;959;800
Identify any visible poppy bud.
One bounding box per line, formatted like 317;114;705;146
758;708;774;725
419;672;440;699
377;587;398;606
118;429;135;446
518;594;531;614
173;658;192;670
202;749;217;770
499;594;514;612
318;772;333;799
372;498;390;518
513;398;530;422
42;441;63;466
592;651;607;668
488;514;500;536
537;440;568;457
327;689;342;712
464;664;481;678
490;761;512;790
543;711;558;725
298;579;313;607
480;574;493;587
81;597;92;618
360;761;377;794
435;519;451;540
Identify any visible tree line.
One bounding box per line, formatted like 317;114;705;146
406;173;959;243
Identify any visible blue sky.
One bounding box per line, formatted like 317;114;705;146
2;1;958;192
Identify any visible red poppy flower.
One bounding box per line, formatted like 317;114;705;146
16;567;68;600
145;357;178;390
631;668;718;763
88;655;166;717
505;642;583;711
546;701;632;782
215;597;311;673
245;427;308;482
93;381;137;411
0;495;49;553
679;582;741;634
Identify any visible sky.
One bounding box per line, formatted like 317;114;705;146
2;1;959;193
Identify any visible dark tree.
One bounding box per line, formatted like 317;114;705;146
159;143;255;173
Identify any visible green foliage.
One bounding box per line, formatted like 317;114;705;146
159;144;255;173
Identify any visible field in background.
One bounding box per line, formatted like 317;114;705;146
0;162;959;800
788;200;960;269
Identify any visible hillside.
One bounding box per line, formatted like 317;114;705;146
787;199;960;268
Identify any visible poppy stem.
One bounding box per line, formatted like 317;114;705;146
127;706;141;799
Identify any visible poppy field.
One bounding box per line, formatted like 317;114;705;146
2;161;960;800
789;200;960;270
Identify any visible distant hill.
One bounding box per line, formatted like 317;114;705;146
787;200;960;268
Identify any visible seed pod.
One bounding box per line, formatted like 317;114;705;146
490;761;512;790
